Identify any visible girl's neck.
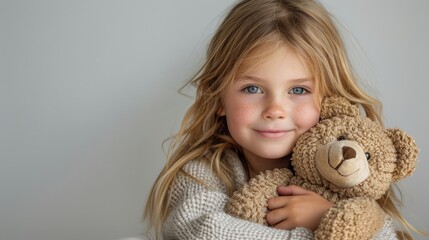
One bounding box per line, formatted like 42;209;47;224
240;151;292;179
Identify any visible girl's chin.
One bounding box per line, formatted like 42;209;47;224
258;151;292;160
242;147;292;163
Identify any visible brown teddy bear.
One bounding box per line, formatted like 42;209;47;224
225;96;419;240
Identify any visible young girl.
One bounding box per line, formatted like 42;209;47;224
144;0;417;239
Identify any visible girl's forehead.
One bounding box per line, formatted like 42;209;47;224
236;43;310;78
237;44;282;75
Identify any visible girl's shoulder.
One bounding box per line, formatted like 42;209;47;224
179;151;248;191
181;158;221;186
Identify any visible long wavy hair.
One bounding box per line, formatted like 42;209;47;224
144;0;422;239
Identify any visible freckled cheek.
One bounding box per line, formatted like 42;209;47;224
228;103;259;123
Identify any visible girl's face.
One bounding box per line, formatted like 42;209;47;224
219;45;320;174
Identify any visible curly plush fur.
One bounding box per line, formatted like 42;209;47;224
225;96;419;240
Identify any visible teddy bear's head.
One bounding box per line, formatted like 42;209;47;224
292;96;418;200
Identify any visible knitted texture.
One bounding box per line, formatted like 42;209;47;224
320;95;360;119
385;129;418;181
293;116;400;200
225;168;293;224
315;197;386;240
225;96;419;240
162;154;314;239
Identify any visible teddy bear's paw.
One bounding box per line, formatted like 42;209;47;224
225;168;293;224
315;197;386;240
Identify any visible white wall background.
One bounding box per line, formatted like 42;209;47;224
1;1;427;239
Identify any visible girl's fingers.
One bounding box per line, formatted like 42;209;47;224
266;207;288;227
267;196;288;210
266;187;333;230
277;185;310;196
273;219;295;230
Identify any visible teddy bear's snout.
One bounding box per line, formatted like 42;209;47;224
342;146;356;160
315;141;370;187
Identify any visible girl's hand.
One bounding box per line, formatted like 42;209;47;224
266;185;333;231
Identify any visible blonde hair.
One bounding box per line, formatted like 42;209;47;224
144;0;422;238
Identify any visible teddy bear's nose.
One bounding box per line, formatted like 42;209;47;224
342;146;356;160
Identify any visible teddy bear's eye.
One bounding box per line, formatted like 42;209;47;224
365;152;371;160
337;136;346;141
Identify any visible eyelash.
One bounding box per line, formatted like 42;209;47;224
241;85;309;95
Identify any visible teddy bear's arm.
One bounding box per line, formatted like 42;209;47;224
315;197;386;240
225;168;293;225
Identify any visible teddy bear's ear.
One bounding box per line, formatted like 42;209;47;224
385;128;419;181
320;96;360;120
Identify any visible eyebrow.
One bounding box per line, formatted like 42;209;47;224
238;75;313;83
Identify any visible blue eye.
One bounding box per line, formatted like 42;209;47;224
243;85;262;94
289;87;307;95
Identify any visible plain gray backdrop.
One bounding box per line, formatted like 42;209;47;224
1;1;428;239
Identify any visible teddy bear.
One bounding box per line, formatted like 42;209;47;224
225;96;419;240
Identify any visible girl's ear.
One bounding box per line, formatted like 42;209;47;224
217;106;226;116
217;100;226;116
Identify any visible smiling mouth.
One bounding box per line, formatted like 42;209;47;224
256;130;289;138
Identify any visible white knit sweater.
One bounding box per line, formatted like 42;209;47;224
162;152;398;239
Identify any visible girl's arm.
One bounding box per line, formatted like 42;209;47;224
269;186;398;240
162;160;313;240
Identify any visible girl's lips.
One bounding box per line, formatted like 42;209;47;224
256;130;289;138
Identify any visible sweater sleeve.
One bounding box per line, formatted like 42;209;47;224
162;160;313;240
372;217;398;240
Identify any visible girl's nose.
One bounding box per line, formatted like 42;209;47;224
263;100;286;119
